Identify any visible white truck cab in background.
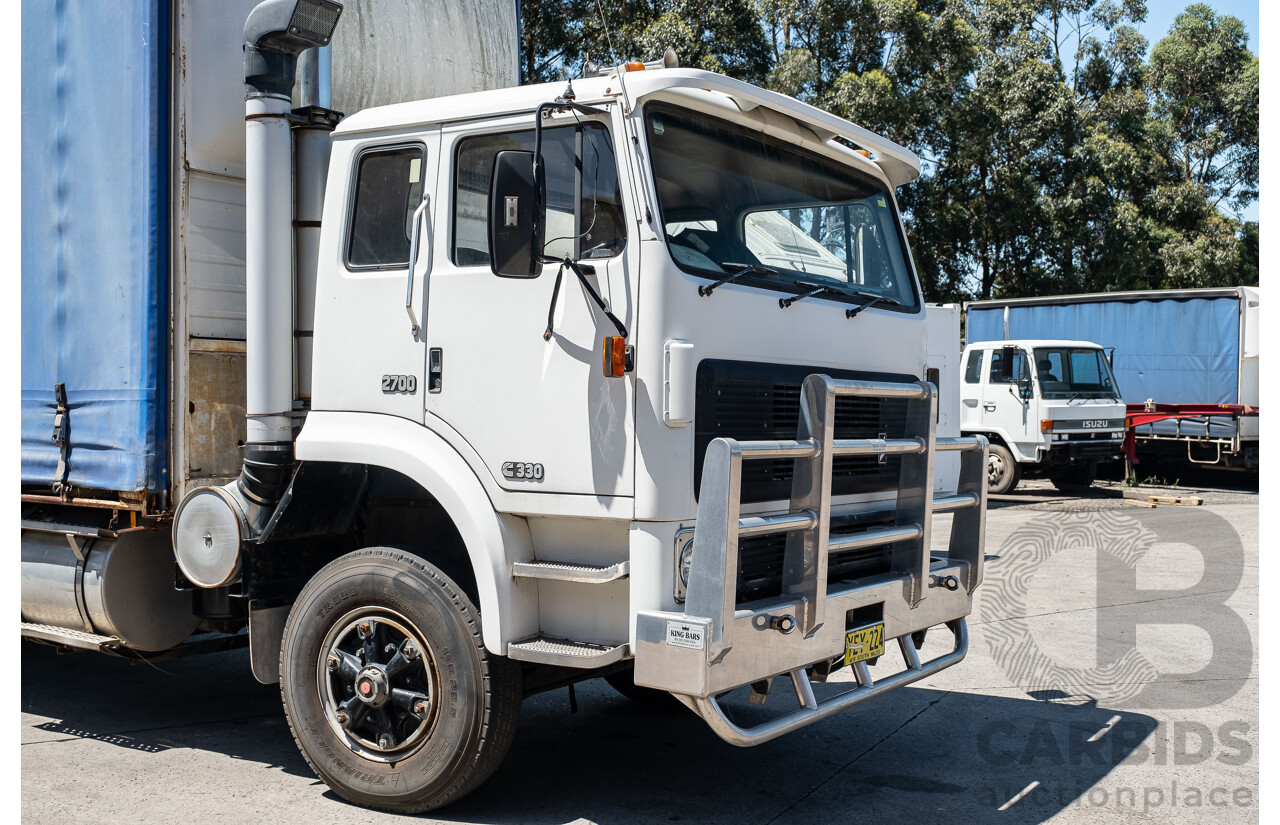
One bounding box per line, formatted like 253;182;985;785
959;340;1126;493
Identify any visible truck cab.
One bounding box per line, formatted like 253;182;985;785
263;66;990;806
959;340;1125;493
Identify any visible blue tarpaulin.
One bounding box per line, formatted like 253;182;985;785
967;296;1242;406
21;0;169;493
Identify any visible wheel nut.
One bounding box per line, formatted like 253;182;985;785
326;655;340;670
378;733;394;749
336;710;348;725
358;621;372;637
413;700;427;716
402;640;419;660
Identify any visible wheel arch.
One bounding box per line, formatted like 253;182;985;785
294;411;538;654
968;429;1037;464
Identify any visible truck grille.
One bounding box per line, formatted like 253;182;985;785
695;360;916;504
736;512;898;604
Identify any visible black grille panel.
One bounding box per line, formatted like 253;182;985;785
736;512;898;604
695;360;917;504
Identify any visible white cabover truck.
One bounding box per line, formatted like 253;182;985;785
959;339;1126;493
21;0;988;812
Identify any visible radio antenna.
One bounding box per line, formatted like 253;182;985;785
593;0;620;65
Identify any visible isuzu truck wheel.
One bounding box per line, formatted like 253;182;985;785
280;547;520;813
986;443;1021;494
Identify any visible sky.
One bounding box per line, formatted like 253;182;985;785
1140;0;1257;53
1139;2;1259;222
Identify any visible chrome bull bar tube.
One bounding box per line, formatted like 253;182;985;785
676;620;969;747
634;375;988;745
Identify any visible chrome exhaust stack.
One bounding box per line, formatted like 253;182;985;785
172;0;342;588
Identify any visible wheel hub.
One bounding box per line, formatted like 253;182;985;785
354;667;390;707
318;610;437;762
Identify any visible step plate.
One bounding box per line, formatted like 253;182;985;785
21;622;119;651
506;636;629;668
512;560;630;584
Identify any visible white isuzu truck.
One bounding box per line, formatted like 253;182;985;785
959;339;1126;493
21;0;988;812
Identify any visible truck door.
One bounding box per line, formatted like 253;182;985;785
425;113;636;498
984;346;1034;457
959;347;985;433
309;131;442;422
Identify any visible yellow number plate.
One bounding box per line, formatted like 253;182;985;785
844;623;885;665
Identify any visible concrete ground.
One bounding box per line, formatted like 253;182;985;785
22;491;1257;824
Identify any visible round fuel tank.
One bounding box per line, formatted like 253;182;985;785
21;529;200;652
328;0;518;114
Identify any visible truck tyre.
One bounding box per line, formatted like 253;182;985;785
1050;460;1098;491
280;547;521;813
986;443;1021;494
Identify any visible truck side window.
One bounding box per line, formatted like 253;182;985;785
989;349;1028;383
452;123;626;266
347;145;425;268
963;350;982;384
1041;351;1065;381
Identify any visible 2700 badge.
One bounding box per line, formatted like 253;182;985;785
502;462;544;481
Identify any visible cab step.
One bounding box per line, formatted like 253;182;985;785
21;622;119;652
506;635;630;667
512;559;630;584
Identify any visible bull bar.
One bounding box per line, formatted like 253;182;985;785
634;375;988;745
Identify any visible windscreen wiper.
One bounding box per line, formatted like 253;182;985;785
845;290;902;319
779;281;843;308
698;262;778;297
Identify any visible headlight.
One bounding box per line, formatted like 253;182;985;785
674;529;695;602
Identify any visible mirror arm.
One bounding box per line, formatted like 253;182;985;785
544;258;628;342
531;100;608;259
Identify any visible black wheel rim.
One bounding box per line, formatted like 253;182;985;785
318;607;438;762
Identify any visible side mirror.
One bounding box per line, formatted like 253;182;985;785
1018;377;1033;400
488;150;544;278
999;345;1017;382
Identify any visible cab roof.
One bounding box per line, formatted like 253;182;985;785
333;67;922;188
968;339;1106;350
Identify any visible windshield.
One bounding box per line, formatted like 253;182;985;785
644;103;919;311
1033;347;1120;399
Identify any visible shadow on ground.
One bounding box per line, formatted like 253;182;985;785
23;641;1157;824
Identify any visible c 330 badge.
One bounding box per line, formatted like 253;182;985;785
502;462;544;481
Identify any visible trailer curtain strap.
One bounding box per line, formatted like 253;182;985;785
543;258;628;342
52;383;71;496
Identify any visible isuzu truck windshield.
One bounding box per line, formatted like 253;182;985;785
644;103;920;311
1033;347;1121;399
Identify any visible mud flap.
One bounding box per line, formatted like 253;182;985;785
249;601;291;684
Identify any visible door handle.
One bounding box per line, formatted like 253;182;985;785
983;403;997;412
406;195;432;340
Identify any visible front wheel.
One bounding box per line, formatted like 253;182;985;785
280;547;521;813
986;443;1021;494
